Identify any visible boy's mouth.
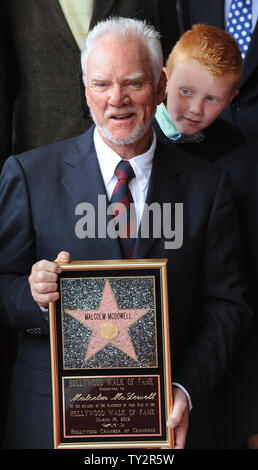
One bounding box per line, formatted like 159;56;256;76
183;116;201;126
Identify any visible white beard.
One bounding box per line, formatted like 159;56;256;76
89;108;153;146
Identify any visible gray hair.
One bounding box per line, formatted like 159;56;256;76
81;17;163;85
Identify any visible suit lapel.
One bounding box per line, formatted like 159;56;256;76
134;142;185;259
61;127;122;259
179;0;225;29
47;0;80;52
206;0;225;28
240;21;258;87
47;0;124;54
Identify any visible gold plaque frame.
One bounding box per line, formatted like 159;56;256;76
49;259;173;449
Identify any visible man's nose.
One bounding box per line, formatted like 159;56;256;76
108;84;128;106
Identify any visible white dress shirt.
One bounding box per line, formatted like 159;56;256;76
93;127;155;229
59;0;94;50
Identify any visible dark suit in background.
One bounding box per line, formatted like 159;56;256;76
153;116;245;162
216;140;258;447
0;127;251;448
177;0;258;142
0;16;12;169
2;0;179;158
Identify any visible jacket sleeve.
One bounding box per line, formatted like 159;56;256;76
0;156;49;334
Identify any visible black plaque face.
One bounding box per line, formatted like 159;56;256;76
49;259;173;449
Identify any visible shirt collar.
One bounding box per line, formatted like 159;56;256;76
155;102;181;139
155;102;205;143
93;127;156;185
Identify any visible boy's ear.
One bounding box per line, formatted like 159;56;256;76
228;88;239;104
163;66;169;79
163;66;169;95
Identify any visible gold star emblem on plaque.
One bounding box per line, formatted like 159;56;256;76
65;280;150;362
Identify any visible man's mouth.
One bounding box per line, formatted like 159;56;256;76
111;113;134;120
105;107;137;122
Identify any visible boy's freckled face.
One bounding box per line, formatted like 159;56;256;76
166;60;237;135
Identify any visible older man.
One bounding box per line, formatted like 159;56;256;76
0;18;251;449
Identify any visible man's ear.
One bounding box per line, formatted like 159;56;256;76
157;69;168;105
83;75;89;102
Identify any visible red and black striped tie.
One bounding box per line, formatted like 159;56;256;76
110;160;137;259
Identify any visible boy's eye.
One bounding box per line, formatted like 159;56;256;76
181;88;191;96
207;96;216;102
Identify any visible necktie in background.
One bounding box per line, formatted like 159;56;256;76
226;0;252;60
110;160;136;259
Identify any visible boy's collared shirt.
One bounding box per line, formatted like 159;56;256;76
155;102;205;143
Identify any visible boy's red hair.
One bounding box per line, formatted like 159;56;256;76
166;24;242;89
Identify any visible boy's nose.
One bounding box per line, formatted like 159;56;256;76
189;97;204;115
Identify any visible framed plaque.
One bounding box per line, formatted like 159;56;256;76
49;259;173;449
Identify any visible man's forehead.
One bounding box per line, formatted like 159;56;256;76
89;33;148;60
87;35;152;79
90;72;146;81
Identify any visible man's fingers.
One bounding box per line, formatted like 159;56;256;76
29;252;71;307
167;387;189;449
167;406;189;449
167;402;186;428
34;281;58;294
55;251;70;264
29;255;68;308
32;290;60;307
30;270;59;284
172;408;189;449
32;259;62;275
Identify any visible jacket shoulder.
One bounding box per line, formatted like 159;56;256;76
4;127;95;176
205;118;245;145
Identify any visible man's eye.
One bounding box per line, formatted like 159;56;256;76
93;82;107;88
129;81;141;87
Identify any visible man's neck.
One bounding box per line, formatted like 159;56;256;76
97;128;153;160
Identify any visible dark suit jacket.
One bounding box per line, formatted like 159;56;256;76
215;140;258;441
2;0;179;158
0;126;251;448
0;16;12;170
177;0;258;142
153;116;245;162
